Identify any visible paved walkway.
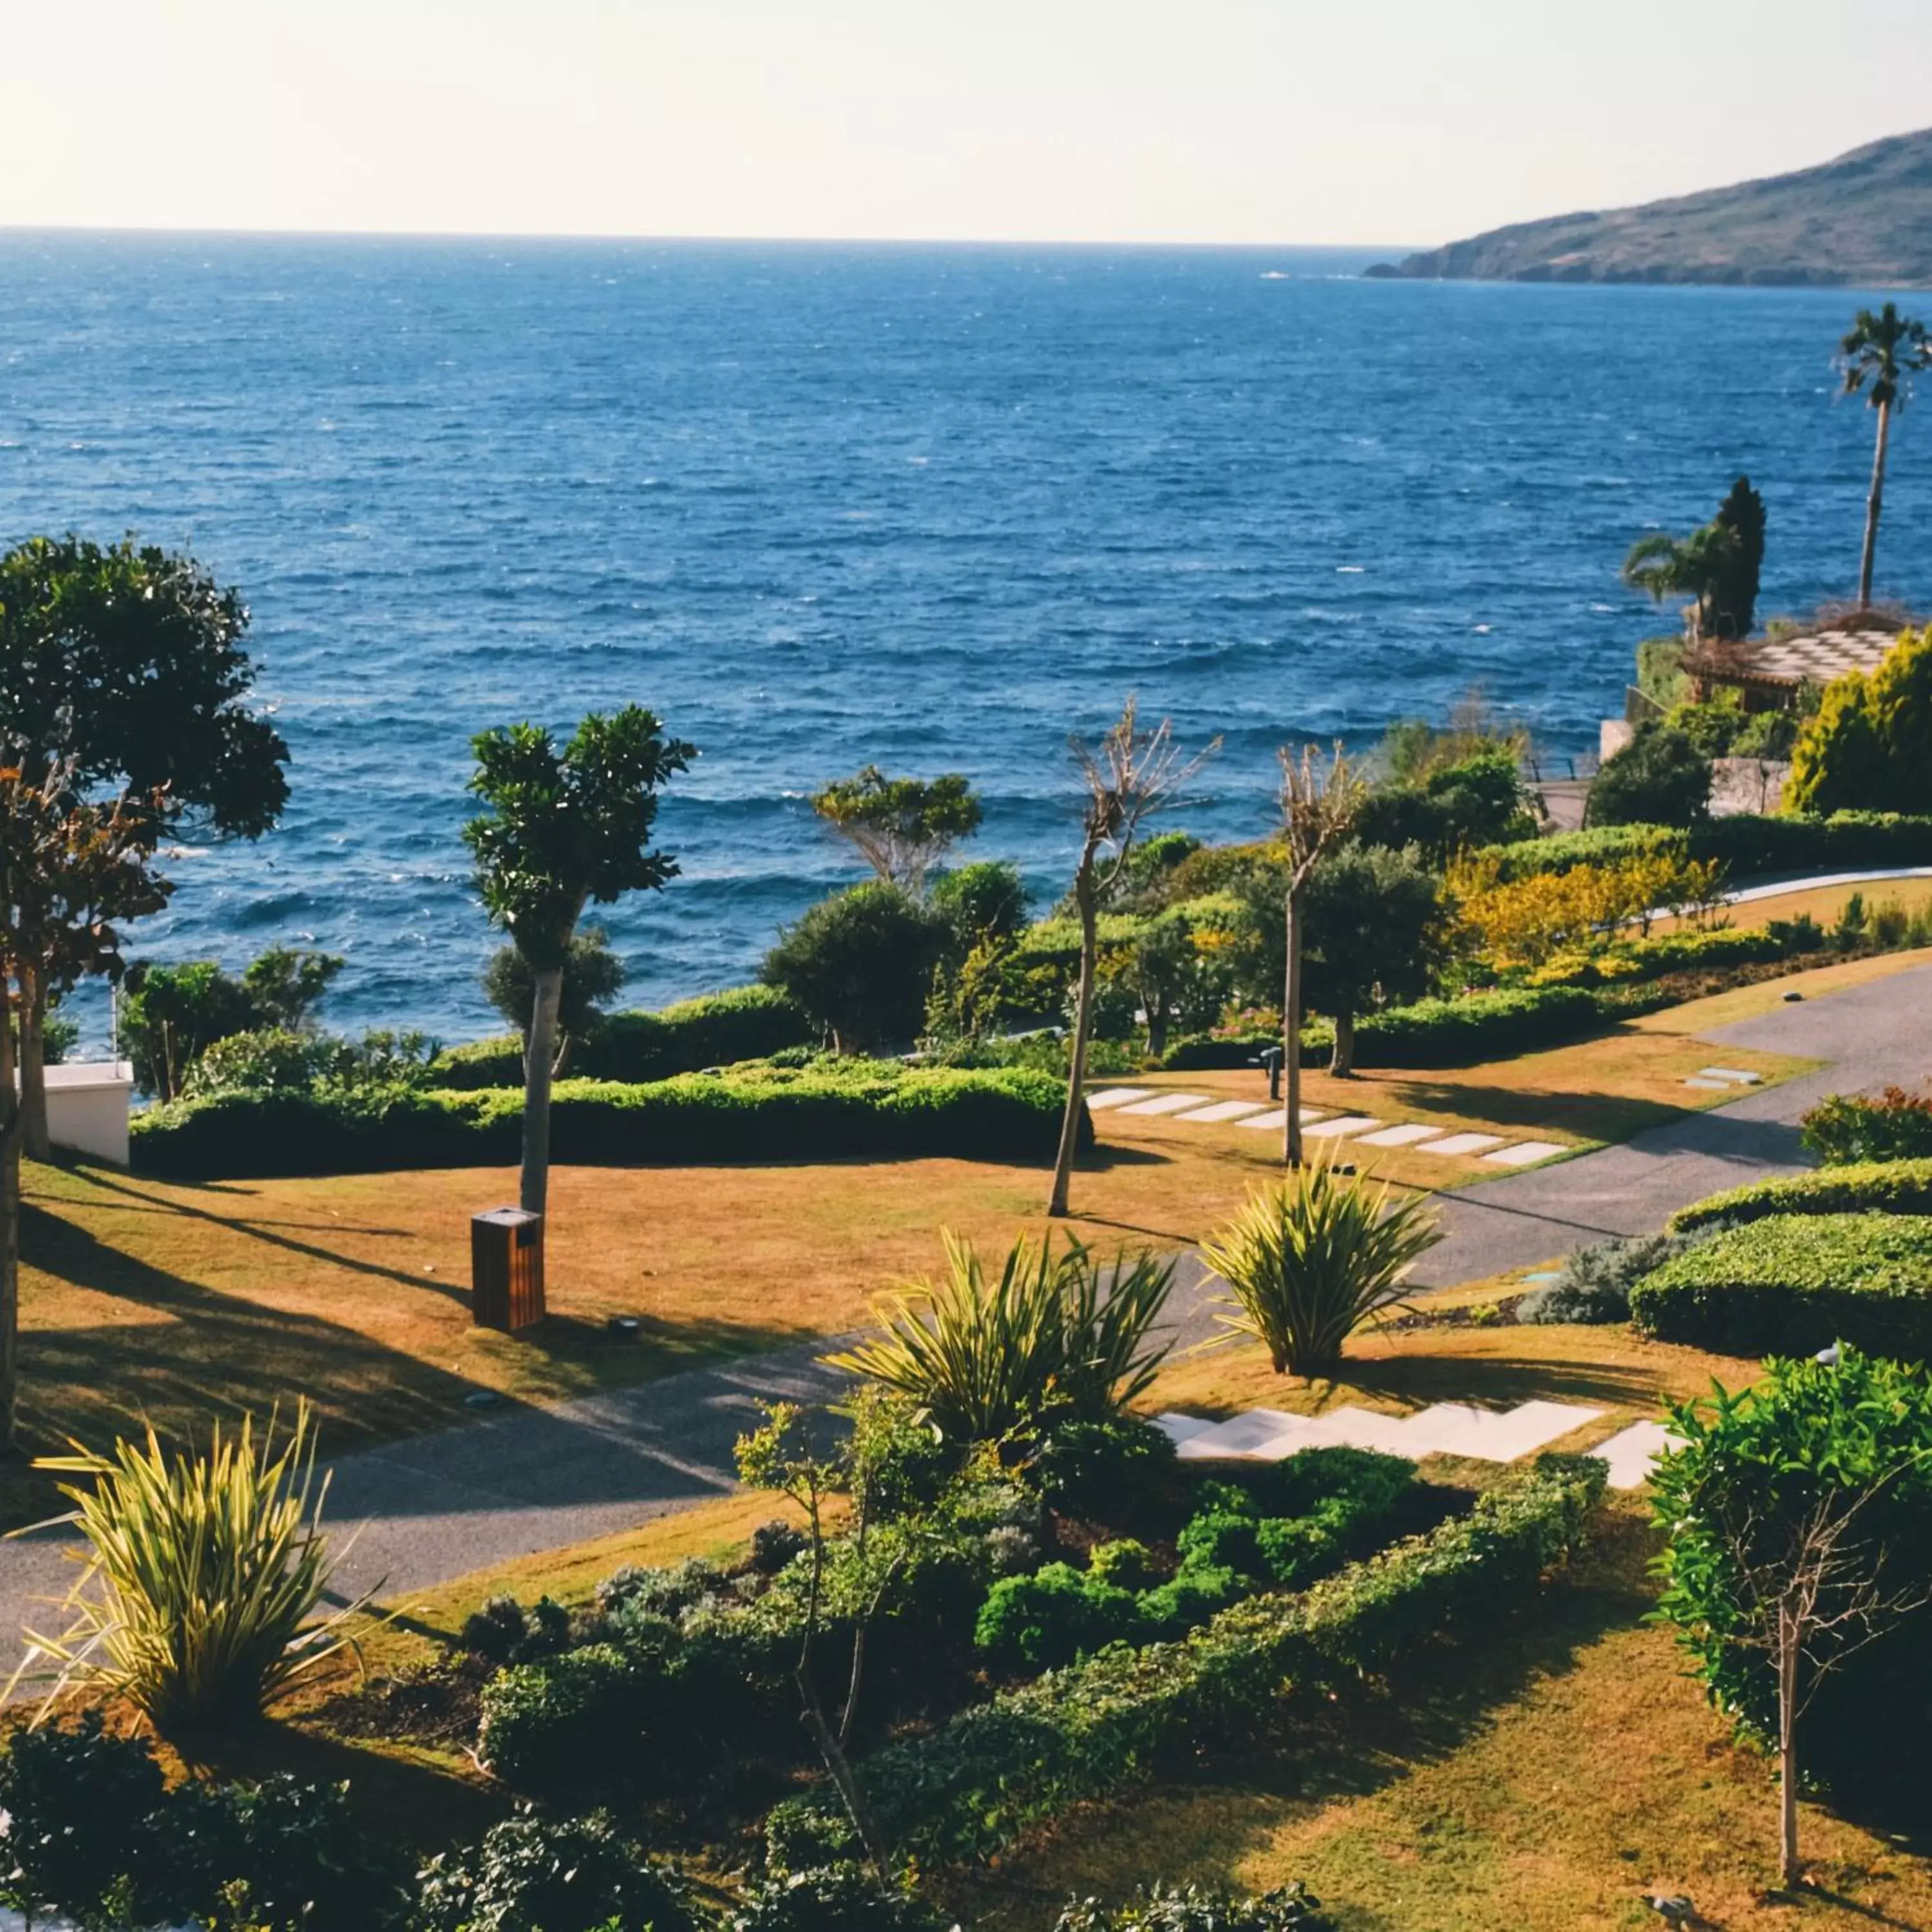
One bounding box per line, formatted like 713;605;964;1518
5;960;1930;1672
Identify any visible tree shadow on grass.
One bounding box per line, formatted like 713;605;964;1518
947;1512;1659;1931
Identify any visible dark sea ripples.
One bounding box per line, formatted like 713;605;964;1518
1;234;1924;1047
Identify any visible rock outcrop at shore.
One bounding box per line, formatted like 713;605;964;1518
1367;127;1932;288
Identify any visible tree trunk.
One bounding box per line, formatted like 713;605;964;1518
1329;1009;1355;1077
1282;886;1304;1167
0;980;20;1454
521;963;564;1217
18;965;50;1163
1859;399;1890;609
1144;985;1168;1060
1777;1604;1801;1887
1048;855;1098;1218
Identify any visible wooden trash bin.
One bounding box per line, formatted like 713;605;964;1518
471;1207;546;1332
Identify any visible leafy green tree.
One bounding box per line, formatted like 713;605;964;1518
1838;303;1931;607
928;860;1029;951
0;536;289;1153
118;947;343;1101
1786;625;1932;815
483;926;626;1076
1585;723;1711;828
1651;1349;1932;1884
763;883;948;1054
1354;748;1535;862
464;709;690;1217
1302;844;1446;1075
811;766;982;891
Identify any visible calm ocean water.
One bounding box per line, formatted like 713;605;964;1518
1;234;1926;1048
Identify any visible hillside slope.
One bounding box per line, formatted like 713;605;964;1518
1367;128;1932;287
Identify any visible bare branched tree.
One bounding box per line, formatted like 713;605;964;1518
1277;743;1367;1166
1701;1477;1931;1886
1048;699;1218;1218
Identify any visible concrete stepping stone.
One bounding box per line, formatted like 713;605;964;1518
1234;1107;1287;1132
1402;1398;1605;1462
1117;1092;1211;1117
1413;1131;1506;1157
1175;1098;1274;1123
1150;1411;1219;1446
1698;1066;1763;1084
1591;1419;1675;1490
1356;1122;1446;1148
1303;1113;1379;1137
1481;1139;1568;1168
1084;1087;1153;1110
1174;1408;1310;1458
1684;1076;1733;1091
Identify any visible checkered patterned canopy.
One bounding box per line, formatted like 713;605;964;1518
1688;614;1910;691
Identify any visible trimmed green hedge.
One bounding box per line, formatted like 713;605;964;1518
1629;1213;1932;1358
430;985;811;1089
131;1065;1080;1180
837;1455;1602;1864
1478;811;1932;886
1671;1159;1932;1233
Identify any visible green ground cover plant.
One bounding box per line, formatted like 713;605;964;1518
131;1062;1078;1178
1629;1213;1932;1357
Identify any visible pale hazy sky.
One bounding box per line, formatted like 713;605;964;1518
5;0;1927;246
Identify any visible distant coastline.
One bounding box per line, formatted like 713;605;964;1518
1367;128;1932;290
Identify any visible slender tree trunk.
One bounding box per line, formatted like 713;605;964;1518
1330;1009;1355;1077
0;979;21;1454
1144;983;1168;1060
19;964;50;1163
1048;855;1098;1218
1282;886;1304;1167
1777;1604;1801;1887
1859;399;1891;609
520;963;564;1217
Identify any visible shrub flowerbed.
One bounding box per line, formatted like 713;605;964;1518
1801;1088;1932;1165
132;1063;1079;1179
1475;811;1932;886
831;1455;1604;1864
1629;1213;1932;1358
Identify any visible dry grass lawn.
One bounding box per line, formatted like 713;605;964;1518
8;946;1917;1526
1656;875;1932;937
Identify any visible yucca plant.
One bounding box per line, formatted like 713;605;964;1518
1201;1155;1441;1376
827;1229;1174;1441
13;1403;366;1733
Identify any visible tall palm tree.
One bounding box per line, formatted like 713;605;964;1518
1839;302;1931;609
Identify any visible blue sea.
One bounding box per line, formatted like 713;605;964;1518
2;234;1926;1050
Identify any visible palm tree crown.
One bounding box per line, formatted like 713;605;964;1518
1839;301;1931;410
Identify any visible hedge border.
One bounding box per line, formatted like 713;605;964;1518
1670;1159;1932;1233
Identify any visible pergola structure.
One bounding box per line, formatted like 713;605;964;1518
1684;611;1909;711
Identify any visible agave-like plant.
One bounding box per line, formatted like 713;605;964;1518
1202;1155;1441;1376
12;1403;367;1732
827;1229;1175;1442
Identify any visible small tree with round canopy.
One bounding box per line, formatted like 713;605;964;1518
464;709;690;1217
810;766;982;891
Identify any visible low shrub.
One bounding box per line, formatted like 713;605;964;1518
0;1718;402;1931
1350;984;1602;1066
1034;1416;1179;1520
475;1643;656;1790
133;1063;1079;1179
1475;810;1932;886
836;1455;1602;1864
1053;1883;1333;1931
415;1808;703;1932
431;983;812;1088
727;1863;943;1932
1628;1213;1932;1358
1518;1232;1700;1325
1671;1158;1932;1231
1800;1088;1932;1165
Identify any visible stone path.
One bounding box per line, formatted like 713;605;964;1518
1085;1086;1572;1170
1155;1400;1669;1489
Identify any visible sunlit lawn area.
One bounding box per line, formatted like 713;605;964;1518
8;947;1917;1530
1659;873;1932;936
